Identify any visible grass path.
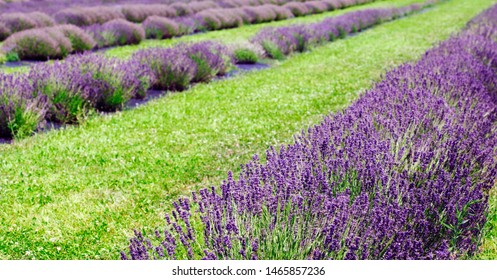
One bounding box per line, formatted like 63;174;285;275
0;0;495;260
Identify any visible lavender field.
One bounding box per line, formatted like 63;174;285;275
0;0;496;260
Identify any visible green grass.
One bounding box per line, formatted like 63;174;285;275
474;186;497;259
0;0;495;260
103;0;426;59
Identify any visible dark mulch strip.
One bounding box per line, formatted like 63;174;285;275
0;60;39;69
126;90;166;109
0;138;12;144
216;62;270;80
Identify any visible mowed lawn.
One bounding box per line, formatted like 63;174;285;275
0;0;495;260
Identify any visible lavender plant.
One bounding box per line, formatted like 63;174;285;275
57;25;97;52
29;12;56;27
123;3;497;260
189;1;220;13
228;41;266;64
45;27;73;57
181;41;232;83
0;12;40;33
0;22;11;41
2;29;65;60
132;47;197;91
67;53;151;111
283;2;310;16
120;4;176;23
170;2;194;16
233;48;260;64
2;25;95;60
143;16;179;39
131;41;230;91
95;19;145;47
28;62;94;124
0;74;46;139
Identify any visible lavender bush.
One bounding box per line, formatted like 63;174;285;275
189;1;219;13
228;42;265;64
95;19;145;47
182;41;232;82
122;3;497;260
132;47;197;91
195;10;224;30
28;62;94;124
68;53;151;111
143;16;179;39
243;5;278;23
0;22;11;41
56;24;97;52
2;25;96;60
271;5;295;20
0;74;46;139
0;13;37;33
2;29;67;60
45;28;73;57
175;17;199;36
131;41;230;91
305;1;330;13
29;12;56;27
170;2;194;16
283;2;310;16
120;4;176;23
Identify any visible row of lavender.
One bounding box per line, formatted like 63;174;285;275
122;4;497;260
1;0;376;60
0;41;231;139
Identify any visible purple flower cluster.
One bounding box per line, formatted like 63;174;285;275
87;19;145;48
0;74;46;139
56;25;97;53
123;4;497;260
0;11;54;34
120;4;177;23
131;41;231;90
252;2;433;58
2;25;95;60
142;16;180;39
0;22;11;41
